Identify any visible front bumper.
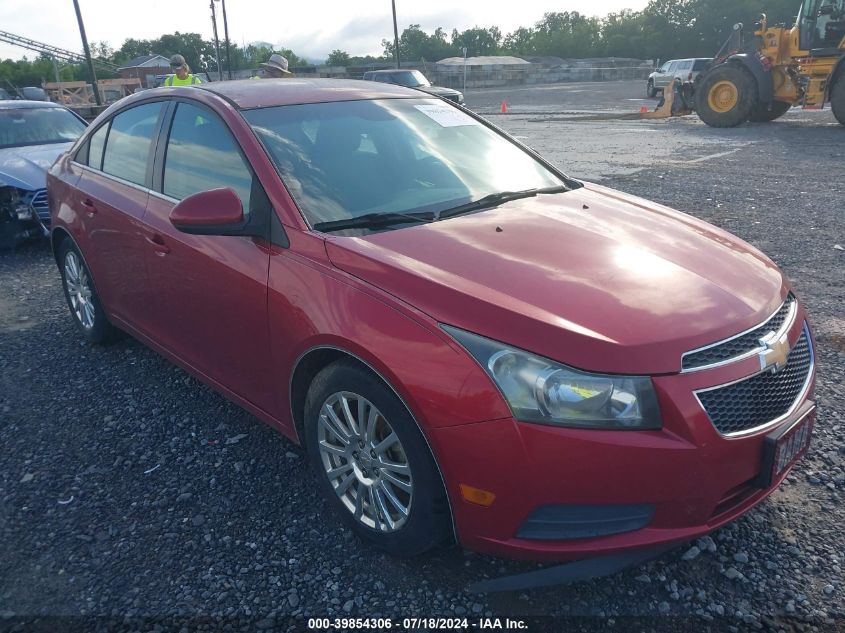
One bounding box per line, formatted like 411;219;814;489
427;313;816;562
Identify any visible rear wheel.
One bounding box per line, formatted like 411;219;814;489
304;360;452;556
58;240;119;343
695;64;758;127
748;100;791;122
832;77;845;126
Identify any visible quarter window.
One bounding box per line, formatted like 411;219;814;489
102;102;163;186
162;102;252;213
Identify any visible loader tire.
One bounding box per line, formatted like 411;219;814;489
832;78;845;126
695;64;757;128
748;100;791;122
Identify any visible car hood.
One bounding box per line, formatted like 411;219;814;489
0;142;72;190
325;183;787;375
418;85;461;97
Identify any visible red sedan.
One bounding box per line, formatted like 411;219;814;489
46;79;816;561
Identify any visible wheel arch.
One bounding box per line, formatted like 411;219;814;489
724;53;773;103
290;344;457;541
50;226;73;267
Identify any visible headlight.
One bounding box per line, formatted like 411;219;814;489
443;325;662;430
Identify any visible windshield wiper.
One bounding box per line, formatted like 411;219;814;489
313;211;434;233
435;185;570;220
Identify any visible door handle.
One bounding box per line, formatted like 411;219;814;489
81;198;97;216
146;234;171;256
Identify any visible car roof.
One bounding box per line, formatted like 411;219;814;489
192;78;425;109
0;100;65;110
366;69;415;74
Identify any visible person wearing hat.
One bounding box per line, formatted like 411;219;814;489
164;54;202;87
253;53;294;79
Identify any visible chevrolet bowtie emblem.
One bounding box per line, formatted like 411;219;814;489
758;329;791;373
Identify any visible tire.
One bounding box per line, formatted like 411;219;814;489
748;100;791;122
58;239;119;344
647;80;657;98
304;360;452;556
695;63;758;128
832;77;845;126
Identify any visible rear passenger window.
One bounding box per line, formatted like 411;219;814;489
162;102;252;213
87;123;109;170
102;102;163;186
677;60;693;71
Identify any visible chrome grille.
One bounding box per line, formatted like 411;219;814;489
697;325;813;436
29;189;50;222
682;295;795;371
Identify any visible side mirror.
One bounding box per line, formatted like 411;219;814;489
170;187;247;236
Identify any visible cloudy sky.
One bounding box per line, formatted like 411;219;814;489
0;0;648;63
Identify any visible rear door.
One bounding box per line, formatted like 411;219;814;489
142;100;275;411
674;60;693;81
73;101;165;327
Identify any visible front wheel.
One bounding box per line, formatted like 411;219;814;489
831;78;845;126
748;100;791;122
304;360;452;556
647;80;657;98
695;64;758;127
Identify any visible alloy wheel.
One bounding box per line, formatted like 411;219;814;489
317;391;413;532
64;250;95;330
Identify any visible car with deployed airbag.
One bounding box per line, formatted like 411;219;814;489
46;79;816;561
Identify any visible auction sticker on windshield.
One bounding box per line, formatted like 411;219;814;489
414;104;479;127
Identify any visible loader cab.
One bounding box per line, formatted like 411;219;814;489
797;0;845;51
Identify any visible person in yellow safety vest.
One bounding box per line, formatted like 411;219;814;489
164;54;202;87
251;54;294;79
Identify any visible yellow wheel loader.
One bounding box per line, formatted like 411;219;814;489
694;0;845;127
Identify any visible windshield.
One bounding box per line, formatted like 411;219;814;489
388;70;430;87
244;98;565;232
0;107;85;149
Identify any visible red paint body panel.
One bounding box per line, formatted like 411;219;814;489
46;80;819;562
325;183;785;375
143;193;275;413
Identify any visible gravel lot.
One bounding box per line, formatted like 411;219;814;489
1;81;843;632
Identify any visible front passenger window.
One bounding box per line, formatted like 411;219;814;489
162;102;253;214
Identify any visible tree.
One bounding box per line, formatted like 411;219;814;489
326;49;351;66
382;24;458;63
502;27;536;56
451;26;502;56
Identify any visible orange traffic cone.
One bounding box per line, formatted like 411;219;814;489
639;105;648;113
500;100;508;113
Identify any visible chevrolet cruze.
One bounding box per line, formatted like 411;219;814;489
46;79;816;560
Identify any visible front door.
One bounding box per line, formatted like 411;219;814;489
142;101;275;412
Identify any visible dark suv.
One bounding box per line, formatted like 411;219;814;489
362;69;464;104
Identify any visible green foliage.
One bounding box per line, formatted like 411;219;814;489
326;50;352;66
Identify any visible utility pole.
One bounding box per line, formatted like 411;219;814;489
220;0;233;80
210;0;223;81
391;0;400;68
71;0;101;105
462;46;467;93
